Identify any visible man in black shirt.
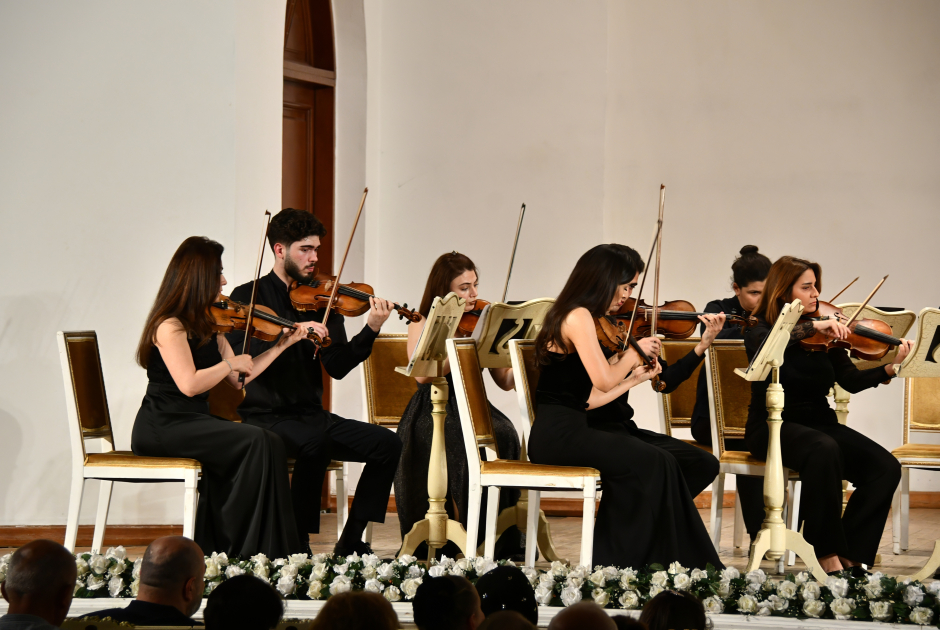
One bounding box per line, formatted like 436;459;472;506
227;209;401;555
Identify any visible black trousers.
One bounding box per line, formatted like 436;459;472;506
746;420;900;566
245;411;402;537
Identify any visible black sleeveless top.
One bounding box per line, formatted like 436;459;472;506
535;350;593;411
146;334;222;404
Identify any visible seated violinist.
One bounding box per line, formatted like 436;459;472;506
226;209;402;556
743;256;912;575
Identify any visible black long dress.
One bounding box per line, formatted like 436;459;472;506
131;336;304;558
395;372;523;558
528;350;724;570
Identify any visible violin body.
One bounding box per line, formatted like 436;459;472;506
593;315;666;392
613;298;758;340
211;297;331;347
456;299;490;336
289;269;420;322
800;301;899;361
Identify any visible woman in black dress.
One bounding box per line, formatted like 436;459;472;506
395;252;522;558
744;255;912;574
528;243;723;570
132;236;313;558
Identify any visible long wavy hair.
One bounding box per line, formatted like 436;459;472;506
418;252;478;317
753;255;822;324
136;237;224;368
534;244;644;365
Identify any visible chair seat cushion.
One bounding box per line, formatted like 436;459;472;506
682;439;713;454
480;460;600;478
85;451;201;469
719;450;767;466
892;443;940;460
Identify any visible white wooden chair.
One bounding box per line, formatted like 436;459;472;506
58;331;201;552
451;337;599;568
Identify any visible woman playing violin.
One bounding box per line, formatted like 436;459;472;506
529;244;723;570
396;252;522;559
744;255;913;575
132;236;308;558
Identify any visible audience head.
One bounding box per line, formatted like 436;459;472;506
547;601;616;630
310;591;398;630
638;590;706;630
0;539;77;626
478;610;537;630
474;566;538;624
138;536;206;617
612;615;648;630
413;575;485;630
204;574;283;630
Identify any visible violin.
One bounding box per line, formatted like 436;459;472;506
210;297;331;348
456;299;490;336
594;315;666;392
288;269;420;323
799;300;901;361
613;298;758;340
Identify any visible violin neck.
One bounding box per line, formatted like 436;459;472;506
853;323;901;346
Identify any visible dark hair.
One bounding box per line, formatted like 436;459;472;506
311;591;399;630
731;245;771;289
612;616;648;630
478;610;538;630
475;565;538;624
139;538;202;589
418;252;478;317
268;208;327;252
3;539;76;598
413;575;480;630
638;591;706;630
136;236;224;368
753;255;822;324
204;575;283;630
535;244;644;365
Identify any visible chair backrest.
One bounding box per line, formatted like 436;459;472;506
448;338;500;477
903;377;940;444
704;340;751;457
57;331;115;464
508;339;540;449
362;333;418;427
837;303;917;370
658;339;703;436
208;382;246;422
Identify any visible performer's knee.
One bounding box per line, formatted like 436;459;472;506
377;428;403;463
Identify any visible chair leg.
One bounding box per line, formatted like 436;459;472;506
64;473;85;552
335;466;347;542
709;473;725;551
786;480;802;566
182;473;199;541
580;481;596;569
733;489;745;551
483;486;500;560
363;522;373;545
465;481;483;559
893;473;902;555
900;467;910;552
91;480;113;553
525;490;540;569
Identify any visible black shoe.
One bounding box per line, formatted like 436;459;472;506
848;565;871;579
332;540;375;558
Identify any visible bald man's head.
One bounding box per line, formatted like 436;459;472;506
1;539;77;626
548;601;617;630
138;536;206;617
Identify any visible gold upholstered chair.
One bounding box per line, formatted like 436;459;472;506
452;337;600;568
658;339;711;453
58;331;201;553
891;377;940;554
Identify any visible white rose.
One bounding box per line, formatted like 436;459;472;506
288;553;309;567
720;567;740;581
333;562;350;575
756;600;773;617
746;569;766;586
702;596;724;614
211;551;229;566
904;584;925;606
910;606;934;625
280;564;299;579
311;553;330;564
426;565;446;578
130;578;139;597
737;594;758;614
73;579;82;595
794;571;809;584
307;580;324;599
86;574;106;590
690;568;707;582
408;565;426;579
108;561;126;577
402;577;423;599
362;554;380;568
438;556;456;569
75;558;89;577
869;600;892;622
88;554;109;575
311;563;330;580
205;580;220;594
204;558;221;579
523;568;539;586
603;566;620;581
398;554;417;565
620;571;637;591
589;569;606;587
618;591;640;609
863;581;883;599
273;558;286;566
801;581;821;601
534;585;554;606
455;557;473;572
345;551;361;564
384;585;402;602
648;584;664;599
551;561;569;577
650;571;668;586
776;580;797;599
105;546;127;562
131;558;142;580
276;574;296;596
560;585;582;607
225;565;245;579
363;578;385;593
826;576;849;599
673;573;691;591
668;561;688;575
591;588;609;607
448;567;465;577
329;575;352;595
361;566;378;580
716;579;732;598
831;597;856;620
927;580;940;596
107;575;125;598
803;599;826;618
566;575;583;589
569;565;590;580
250;553;269;567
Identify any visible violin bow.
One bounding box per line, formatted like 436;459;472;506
841;275;888;328
624;199;664;352
240;210;273;384
650;185;665;345
828;276;859;303
500;203;526;303
321;188;369;326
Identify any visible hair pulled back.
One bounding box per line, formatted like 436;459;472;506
731;245;771;289
418;252;478;317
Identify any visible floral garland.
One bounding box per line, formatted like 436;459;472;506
3;549;939;624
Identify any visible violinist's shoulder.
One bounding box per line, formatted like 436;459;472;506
228;281;253;303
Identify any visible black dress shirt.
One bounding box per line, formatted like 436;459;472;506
227;270;378;417
86;600;201;626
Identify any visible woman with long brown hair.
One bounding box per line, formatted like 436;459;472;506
395;252;522;559
132;236;308;558
744;255;912;575
529;244;722;570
